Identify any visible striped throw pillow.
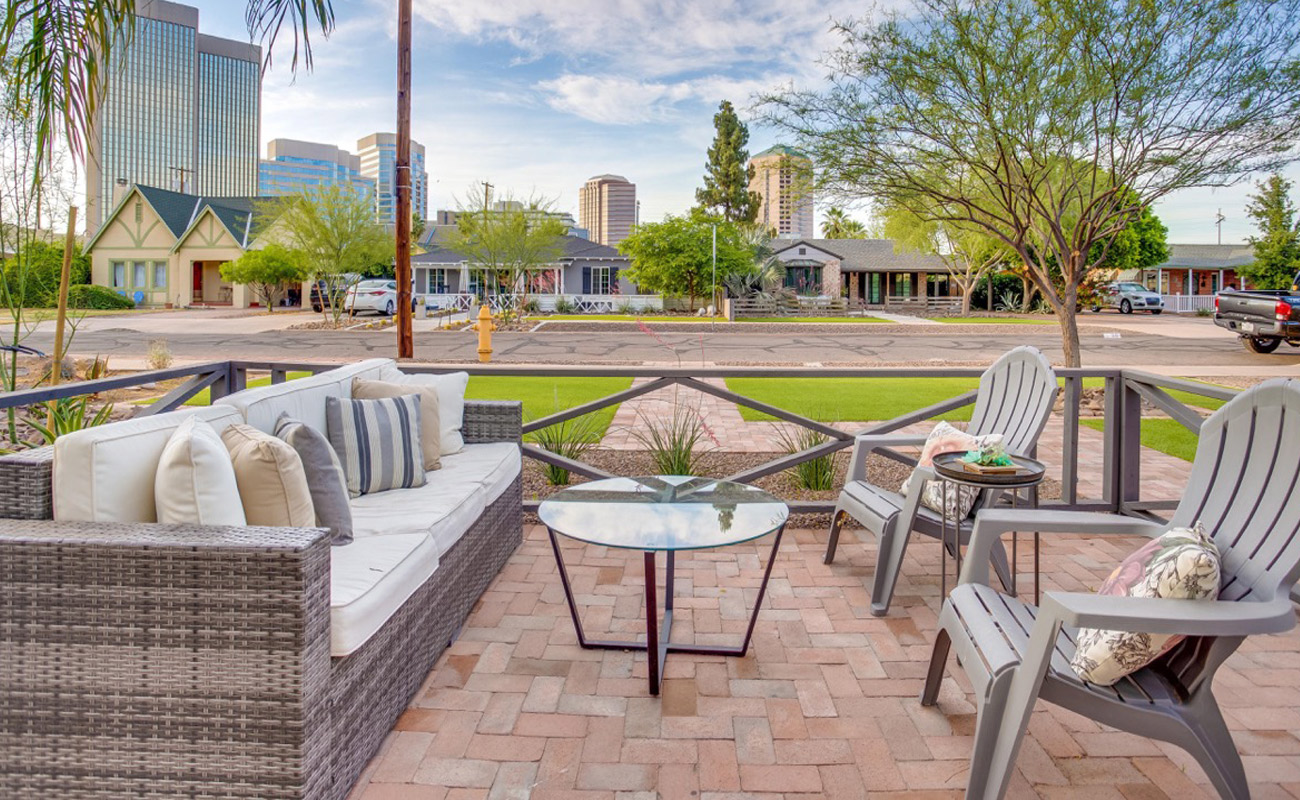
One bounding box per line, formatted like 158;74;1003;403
325;394;426;497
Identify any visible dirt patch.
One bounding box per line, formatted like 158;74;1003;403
533;320;1125;337
522;448;1062;530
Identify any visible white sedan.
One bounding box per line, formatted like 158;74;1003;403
345;279;401;316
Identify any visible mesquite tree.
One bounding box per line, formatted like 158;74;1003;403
761;0;1300;366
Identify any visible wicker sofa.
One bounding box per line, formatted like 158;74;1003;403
0;359;523;799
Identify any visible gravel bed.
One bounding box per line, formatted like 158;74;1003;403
521;447;1062;530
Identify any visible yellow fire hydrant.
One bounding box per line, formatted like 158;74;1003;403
476;305;495;363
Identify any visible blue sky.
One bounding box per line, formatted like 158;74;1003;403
186;0;1293;245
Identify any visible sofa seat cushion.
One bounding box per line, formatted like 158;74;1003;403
54;406;245;523
348;443;521;556
330;533;440;657
216;358;393;434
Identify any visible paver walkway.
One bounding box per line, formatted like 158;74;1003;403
349;521;1300;799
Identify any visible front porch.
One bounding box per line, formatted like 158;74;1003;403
844;270;963;312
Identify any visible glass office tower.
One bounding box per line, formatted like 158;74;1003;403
357;133;429;227
258;139;376;205
86;1;260;234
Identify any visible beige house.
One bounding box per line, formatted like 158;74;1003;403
85;184;282;308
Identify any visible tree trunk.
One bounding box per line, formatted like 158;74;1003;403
960;285;972;316
1056;306;1082;367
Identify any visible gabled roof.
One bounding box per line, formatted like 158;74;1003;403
87;183;277;254
411;234;626;265
1155;243;1256;270
773;238;948;272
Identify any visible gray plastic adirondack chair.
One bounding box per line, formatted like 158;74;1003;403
825;346;1058;616
922;377;1300;800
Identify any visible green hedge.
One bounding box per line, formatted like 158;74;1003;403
67;285;135;310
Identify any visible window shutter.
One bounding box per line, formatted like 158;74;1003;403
611;267;620;293
582;266;591;294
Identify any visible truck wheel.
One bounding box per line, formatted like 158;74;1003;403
1243;336;1282;354
1120;299;1133;314
312;302;322;313
1090;306;1101;313
1151;309;1163;315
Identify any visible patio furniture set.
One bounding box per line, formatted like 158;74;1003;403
0;348;1297;799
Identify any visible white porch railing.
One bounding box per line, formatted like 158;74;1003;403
421;293;664;314
1161;294;1216;313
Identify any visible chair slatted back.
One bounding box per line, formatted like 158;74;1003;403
1170;378;1300;603
966;346;1059;456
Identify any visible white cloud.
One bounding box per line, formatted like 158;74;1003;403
534;73;781;126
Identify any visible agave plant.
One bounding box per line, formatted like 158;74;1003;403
24;395;114;445
632;403;717;476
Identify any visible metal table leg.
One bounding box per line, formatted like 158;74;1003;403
548;525;787;696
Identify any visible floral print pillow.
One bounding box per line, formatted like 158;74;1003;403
899;421;999;519
1070;522;1221;686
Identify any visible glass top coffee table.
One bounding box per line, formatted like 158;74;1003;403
538;476;790;695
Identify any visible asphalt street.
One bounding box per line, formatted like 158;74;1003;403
22;313;1300;372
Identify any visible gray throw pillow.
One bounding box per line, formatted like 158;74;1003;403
274;413;354;545
325;394;426;497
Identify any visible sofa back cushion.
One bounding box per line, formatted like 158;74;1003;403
215;358;394;434
53;405;244;523
222;423;316;528
155;416;247;526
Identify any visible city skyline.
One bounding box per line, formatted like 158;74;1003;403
81;0;1300;244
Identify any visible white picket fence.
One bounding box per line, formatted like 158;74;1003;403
1161;294;1216;314
421;293;663;314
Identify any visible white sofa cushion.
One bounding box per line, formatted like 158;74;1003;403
330;533;439;657
154;416;247;526
54;406;244;523
349;442;520;556
377;367;469;454
216;358;393;434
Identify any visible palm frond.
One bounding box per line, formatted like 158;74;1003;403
246;0;335;73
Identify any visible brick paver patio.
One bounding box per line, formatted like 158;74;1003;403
349;519;1300;799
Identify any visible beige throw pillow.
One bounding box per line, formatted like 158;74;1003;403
221;423;315;527
155;416;247;526
352;377;442;470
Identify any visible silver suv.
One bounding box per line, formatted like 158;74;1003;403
1091;282;1164;315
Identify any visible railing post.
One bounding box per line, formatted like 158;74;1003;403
209;362;234;403
1060;375;1081;506
1105;376;1144;514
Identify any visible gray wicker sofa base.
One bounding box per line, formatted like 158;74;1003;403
0;401;523;799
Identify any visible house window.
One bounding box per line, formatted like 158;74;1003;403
133;261;147;289
799;247;806;255
111;261;126;288
426;268;448;293
590;266;613;295
152;262;167;289
784;266;823;295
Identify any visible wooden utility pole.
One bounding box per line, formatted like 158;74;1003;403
481;181;493;211
51;206;78;387
394;0;414;359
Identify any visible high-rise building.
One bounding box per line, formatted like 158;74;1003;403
85;0;261;234
357;133;429;227
578;174;636;247
258;139;377;205
749;146;814;238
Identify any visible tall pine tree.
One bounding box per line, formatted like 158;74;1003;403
1241;174;1300;290
696;101;761;224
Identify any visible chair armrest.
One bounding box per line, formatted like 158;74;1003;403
0;445;54;519
1038;592;1296;637
848;433;928;482
462;400;522;444
960;510;1165;586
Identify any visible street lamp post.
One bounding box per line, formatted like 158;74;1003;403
711;223;717;329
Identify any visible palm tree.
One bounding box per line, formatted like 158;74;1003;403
821;207;868;239
1;1;335;185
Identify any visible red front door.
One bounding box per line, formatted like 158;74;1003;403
192;263;203;302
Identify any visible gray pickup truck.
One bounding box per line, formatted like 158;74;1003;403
1213;272;1300;353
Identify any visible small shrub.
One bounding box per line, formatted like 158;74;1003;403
68;284;134;310
995;289;1023;313
532;412;602;485
617;301;636;315
24;396;113;444
84;355;111;381
773;424;836;491
147;339;173;371
1196;306;1213;317
523;298;540;313
553;296;574;314
632;404;714;476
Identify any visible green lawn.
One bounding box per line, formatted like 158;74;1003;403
1081;418;1199;461
725;377;981;423
931;316;1054;325
465;375;632;438
139;371;317;406
737;316;886;324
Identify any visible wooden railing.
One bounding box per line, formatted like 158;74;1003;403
0;361;1232;520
